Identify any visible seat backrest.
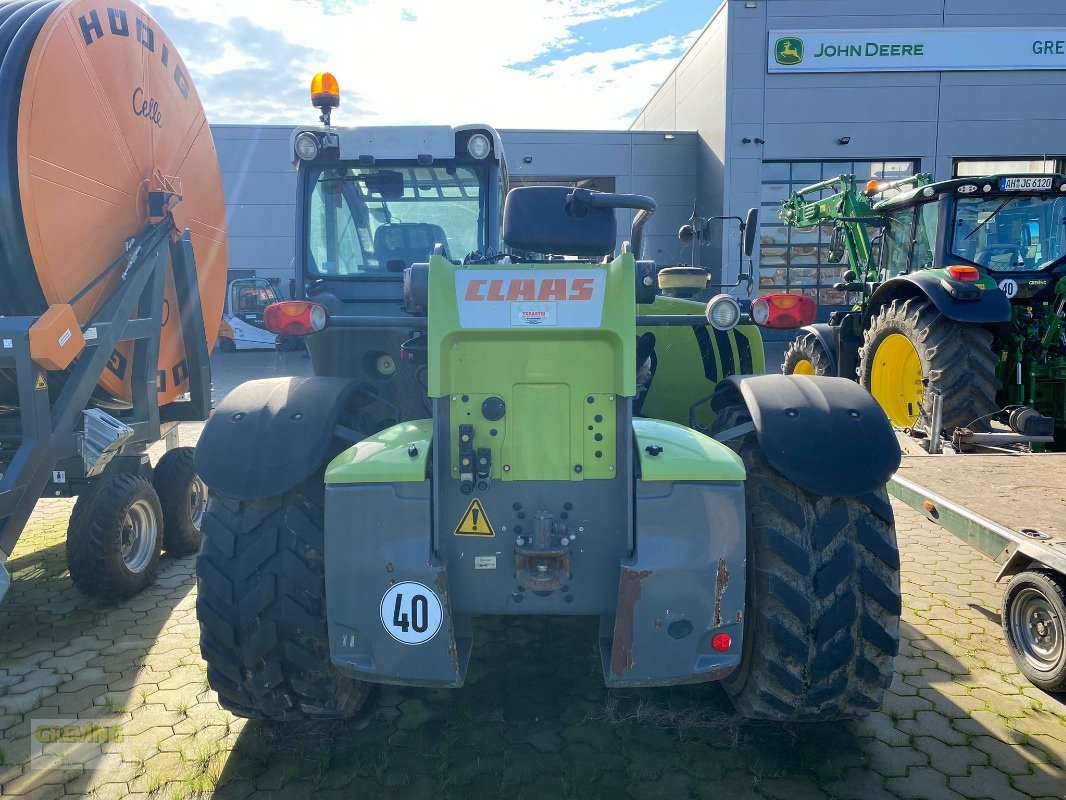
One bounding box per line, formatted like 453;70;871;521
373;223;449;268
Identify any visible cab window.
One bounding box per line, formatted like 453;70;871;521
911;202;938;269
882;208;915;278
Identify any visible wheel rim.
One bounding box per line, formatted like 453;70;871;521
120;498;159;574
189;476;208;531
869;333;924;427
1011;587;1063;673
792;358;816;375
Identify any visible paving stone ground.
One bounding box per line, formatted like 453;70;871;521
0;351;1064;799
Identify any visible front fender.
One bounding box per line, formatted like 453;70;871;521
799;323;839;375
717;374;900;498
195;376;359;500
866;273;1010;325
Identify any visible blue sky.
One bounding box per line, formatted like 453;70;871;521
141;0;718;128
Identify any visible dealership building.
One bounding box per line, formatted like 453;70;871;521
218;0;1066;318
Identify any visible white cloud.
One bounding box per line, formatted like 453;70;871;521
142;0;698;128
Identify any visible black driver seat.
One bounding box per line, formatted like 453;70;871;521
373;223;450;270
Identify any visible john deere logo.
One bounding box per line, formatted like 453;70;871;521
775;37;803;65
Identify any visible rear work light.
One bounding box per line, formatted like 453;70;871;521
946;265;980;282
263;301;329;336
750;293;817;329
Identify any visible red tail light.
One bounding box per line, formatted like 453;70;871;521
947;265;980;282
750;293;817;329
263;301;329;336
712;633;732;652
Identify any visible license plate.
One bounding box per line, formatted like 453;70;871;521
1000;176;1053;191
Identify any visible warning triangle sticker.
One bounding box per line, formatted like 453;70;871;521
34;372;47;390
454;497;495;537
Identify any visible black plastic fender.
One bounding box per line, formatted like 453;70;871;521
800;323;839;376
865;273;1011;326
194;377;359;501
716;374;900;498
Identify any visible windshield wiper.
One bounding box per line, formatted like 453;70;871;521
963;196;1014;241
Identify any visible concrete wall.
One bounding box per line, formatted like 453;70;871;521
500;129;698;264
630;2;731;272
210;125;698;290
211;124;297;291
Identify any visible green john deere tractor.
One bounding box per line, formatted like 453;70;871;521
191;78;902;723
779;173;1066;450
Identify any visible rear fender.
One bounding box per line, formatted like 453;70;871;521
715;374;900;498
194;377;360;500
865;273;1010;325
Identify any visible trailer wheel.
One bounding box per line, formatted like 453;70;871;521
858;298;999;433
196;486;369;721
713;402;901;721
217;337;236;353
1002;570;1066;692
154;447;207;556
67;473;163;601
782;332;831;376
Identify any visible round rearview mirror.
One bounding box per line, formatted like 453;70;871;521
678;224;695;244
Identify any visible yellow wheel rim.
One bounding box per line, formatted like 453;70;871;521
870;333;924;427
792;358;816;375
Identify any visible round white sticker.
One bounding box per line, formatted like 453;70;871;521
379;581;443;645
998;278;1019;298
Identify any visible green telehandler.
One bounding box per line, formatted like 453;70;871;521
190;74;903;723
778;173;1066;451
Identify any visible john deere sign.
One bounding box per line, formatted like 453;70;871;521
768;28;1066;73
774;37;803;65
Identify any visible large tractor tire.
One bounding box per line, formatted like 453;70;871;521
782;332;832;376
858;298;1000;433
713;403;901;721
67;473;163;601
153;447;208;556
196;486;370;721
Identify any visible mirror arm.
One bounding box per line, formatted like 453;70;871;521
631;206;655;260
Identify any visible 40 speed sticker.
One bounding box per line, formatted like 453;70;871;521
380;581;443;645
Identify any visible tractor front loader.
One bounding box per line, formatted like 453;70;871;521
779;173;1066;450
191;76;902;724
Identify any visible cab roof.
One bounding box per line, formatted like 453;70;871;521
874;174;1066;212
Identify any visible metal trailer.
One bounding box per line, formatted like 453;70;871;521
0;213;212;602
889;447;1066;691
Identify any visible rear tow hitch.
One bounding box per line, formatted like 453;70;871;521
515;512;572;594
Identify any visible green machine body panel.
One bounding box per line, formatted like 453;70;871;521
633;418;745;482
427;253;635;482
637;295;764;430
325;420;432;484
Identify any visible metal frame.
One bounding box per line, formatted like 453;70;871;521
888;474;1066;580
0;217;210;590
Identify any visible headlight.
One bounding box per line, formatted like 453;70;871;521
294;131;320;161
706;294;741;331
467;133;491;160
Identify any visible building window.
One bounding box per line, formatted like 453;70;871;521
954;159;1061;177
508;176;616;192
759;160;918;310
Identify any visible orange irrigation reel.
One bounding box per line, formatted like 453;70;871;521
0;0;226;406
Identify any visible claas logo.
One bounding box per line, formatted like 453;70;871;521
464;277;595;302
775;37;803;65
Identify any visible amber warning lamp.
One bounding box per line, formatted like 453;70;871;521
311;72;340;124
